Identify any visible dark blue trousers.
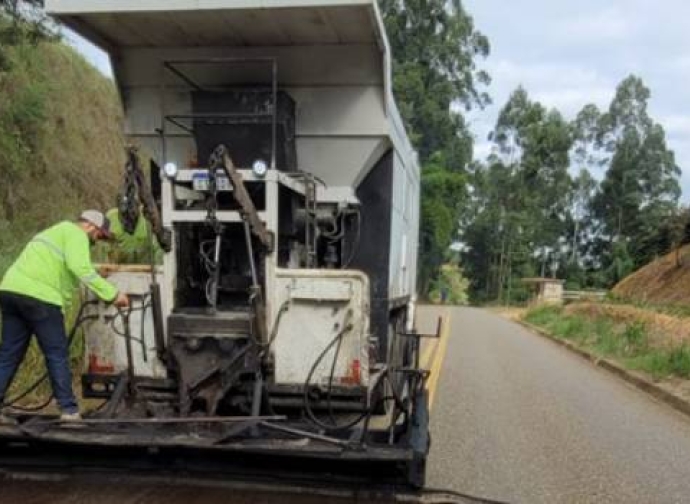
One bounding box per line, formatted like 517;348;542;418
0;292;78;414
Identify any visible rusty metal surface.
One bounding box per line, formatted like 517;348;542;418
0;481;335;504
0;422;412;461
0;472;499;504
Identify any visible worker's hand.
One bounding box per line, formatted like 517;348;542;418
112;292;130;308
98;265;117;278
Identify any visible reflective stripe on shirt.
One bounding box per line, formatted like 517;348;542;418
31;237;66;260
80;272;100;283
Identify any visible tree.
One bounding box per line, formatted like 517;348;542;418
379;0;490;165
0;0;52;46
494;88;572;250
592;75;681;269
567;168;596;263
662;206;690;268
378;1;490;294
429;263;470;305
418;153;468;294
606;240;635;284
462;88;573;302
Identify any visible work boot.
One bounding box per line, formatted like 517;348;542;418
59;411;82;422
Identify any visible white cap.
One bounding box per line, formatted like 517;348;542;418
79;210;113;239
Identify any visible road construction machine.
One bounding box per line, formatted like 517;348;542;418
0;0;435;494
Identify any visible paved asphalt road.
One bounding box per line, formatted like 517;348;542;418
421;306;690;504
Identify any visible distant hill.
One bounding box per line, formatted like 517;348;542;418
613;245;690;305
0;33;124;273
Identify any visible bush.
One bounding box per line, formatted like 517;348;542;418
667;346;690;378
622;321;648;354
429;263;470;305
523;304;562;327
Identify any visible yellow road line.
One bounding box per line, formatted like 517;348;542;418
426;311;451;412
419;338;437;370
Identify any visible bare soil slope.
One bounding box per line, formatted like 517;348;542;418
613;245;690;305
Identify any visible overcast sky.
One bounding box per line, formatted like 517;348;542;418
462;0;690;199
68;1;690;197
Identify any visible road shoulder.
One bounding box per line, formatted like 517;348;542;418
517;317;690;420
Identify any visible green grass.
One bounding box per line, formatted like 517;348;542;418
524;305;690;380
0;28;123;275
0;23;122;409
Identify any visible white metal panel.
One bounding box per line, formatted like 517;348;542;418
386;137;420;301
121;87;168;135
296;137;388;186
292;87;387;136
48;0;374;14
271;269;370;387
47;2;378;47
118;46;382;87
126;85;386;136
82;271;168;379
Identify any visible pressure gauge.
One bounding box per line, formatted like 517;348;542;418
252;159;268;178
163;162;178;179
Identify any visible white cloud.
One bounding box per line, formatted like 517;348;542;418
473;141;494;161
463;0;690;200
665;55;690;72
64;29;112;77
556;6;634;41
486;59;615;115
661;115;690;137
532;88;612;116
488;60;604;87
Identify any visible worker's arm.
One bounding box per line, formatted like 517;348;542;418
64;230;119;303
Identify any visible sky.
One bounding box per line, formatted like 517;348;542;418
67;1;690;197
462;0;690;200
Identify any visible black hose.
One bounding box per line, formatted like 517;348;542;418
303;311;417;435
259;300;290;359
3;300;100;411
108;296;151;347
302;320;366;432
5;297;154;412
302;311;403;433
325;325;343;425
419;488;511;504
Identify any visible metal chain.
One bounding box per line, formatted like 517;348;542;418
117;160;140;235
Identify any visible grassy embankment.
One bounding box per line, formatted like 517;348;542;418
522;243;690;381
0;30;123;407
523;303;690;379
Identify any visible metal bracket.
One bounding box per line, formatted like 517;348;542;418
208;145;274;252
399;317;443;340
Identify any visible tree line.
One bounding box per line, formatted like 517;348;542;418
378;1;685;303
464;78;682;303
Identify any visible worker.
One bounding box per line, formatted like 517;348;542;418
105;208;163;265
0;210;129;423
